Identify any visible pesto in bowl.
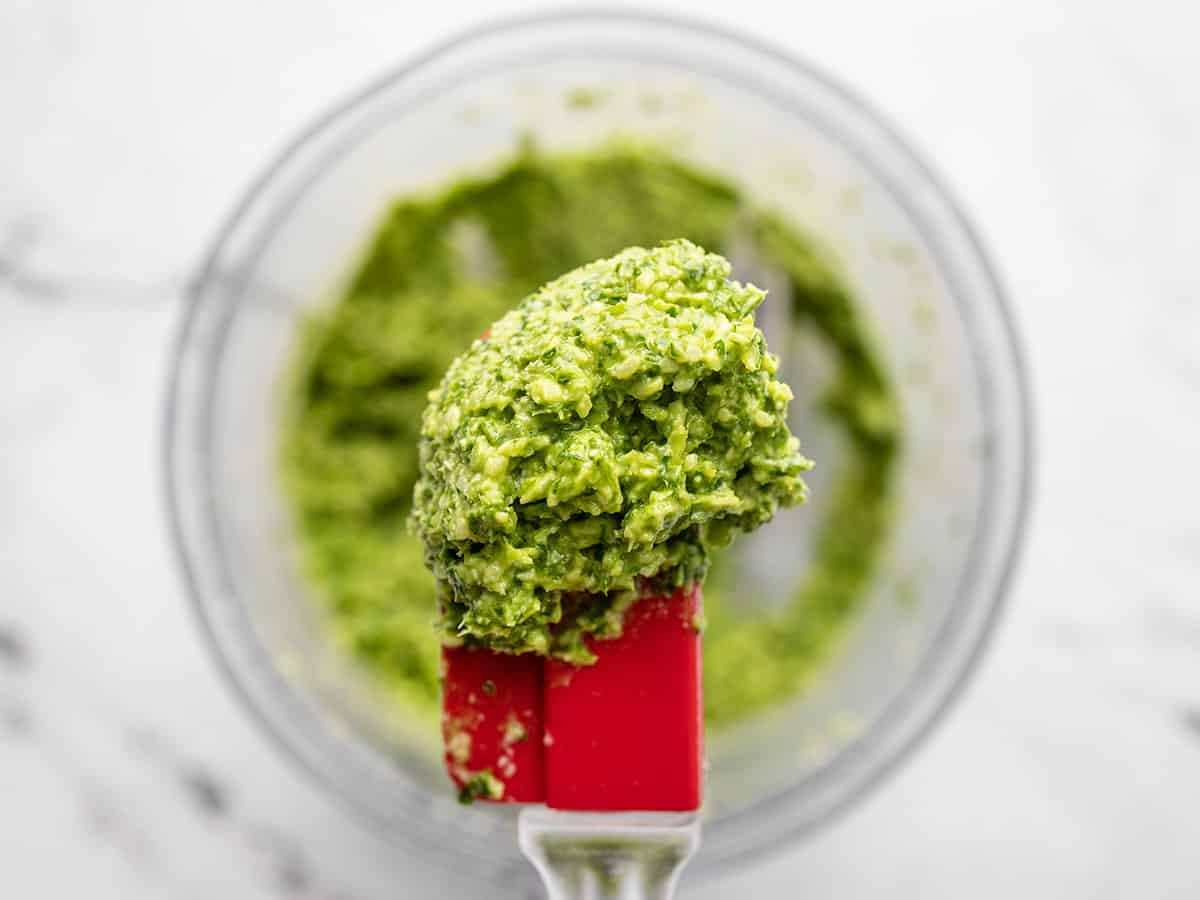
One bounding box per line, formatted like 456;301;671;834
280;146;898;730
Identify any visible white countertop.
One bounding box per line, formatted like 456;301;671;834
3;1;1199;897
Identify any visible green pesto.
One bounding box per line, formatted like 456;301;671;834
279;145;900;730
457;770;504;804
412;241;811;660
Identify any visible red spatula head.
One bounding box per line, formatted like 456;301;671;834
543;582;704;812
441;583;703;810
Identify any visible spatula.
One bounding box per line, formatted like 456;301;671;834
441;581;704;897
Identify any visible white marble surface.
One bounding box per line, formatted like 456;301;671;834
3;1;1199;897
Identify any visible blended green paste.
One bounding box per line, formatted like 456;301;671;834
280;145;899;730
413;241;811;660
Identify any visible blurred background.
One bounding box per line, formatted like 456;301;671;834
2;1;1198;898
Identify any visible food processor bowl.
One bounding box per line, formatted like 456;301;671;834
166;10;1032;890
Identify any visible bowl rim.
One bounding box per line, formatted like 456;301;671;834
165;5;1035;880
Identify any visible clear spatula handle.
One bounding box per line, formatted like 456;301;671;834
519;808;701;900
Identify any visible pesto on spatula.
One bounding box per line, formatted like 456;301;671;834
412;241;811;661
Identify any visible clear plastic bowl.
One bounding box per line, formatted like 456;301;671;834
166;11;1032;890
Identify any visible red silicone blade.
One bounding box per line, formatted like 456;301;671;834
441;645;544;803
543;583;704;812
